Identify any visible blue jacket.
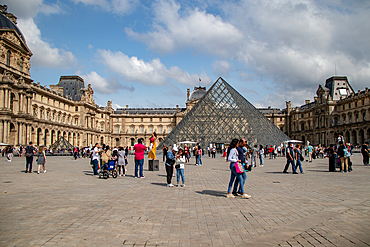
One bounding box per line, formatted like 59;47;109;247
166;151;175;166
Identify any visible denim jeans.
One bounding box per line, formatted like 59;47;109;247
259;154;263;165
251;155;257;167
176;168;185;184
227;162;244;194
232;169;247;194
26;156;33;172
198;156;202;165
135;159;144;177
92;159;99;175
296;159;304;173
283;159;296;173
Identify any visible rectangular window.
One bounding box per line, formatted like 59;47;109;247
116;126;119;133
159;127;162;134
159;118;162;122
101;114;104;118
168;126;172;132
149;127;153;133
75;106;78;112
100;123;104;131
131;118;134;122
150;118;152;122
168;118;171;122
131;127;134;134
141;118;143;122
140;127;143;133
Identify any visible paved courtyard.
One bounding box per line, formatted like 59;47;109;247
0;153;369;247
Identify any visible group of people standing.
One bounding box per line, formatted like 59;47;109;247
226;138;252;199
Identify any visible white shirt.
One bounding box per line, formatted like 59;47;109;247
176;156;186;169
92;147;100;160
228;148;239;162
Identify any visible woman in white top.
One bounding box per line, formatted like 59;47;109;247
176;149;186;187
227;139;249;198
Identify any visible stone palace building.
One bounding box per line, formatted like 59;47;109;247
0;7;369;149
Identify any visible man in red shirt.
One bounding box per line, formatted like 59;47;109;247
133;138;146;178
269;145;274;159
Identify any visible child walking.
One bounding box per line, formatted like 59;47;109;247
37;146;47;174
176;149;186;187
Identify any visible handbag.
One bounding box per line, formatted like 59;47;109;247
175;164;180;169
234;162;244;173
300;155;304;161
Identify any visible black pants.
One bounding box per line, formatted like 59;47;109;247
211;152;215;158
26;156;33;172
163;154;166;162
165;164;173;184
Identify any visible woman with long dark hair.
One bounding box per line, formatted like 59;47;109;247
227;139;250;199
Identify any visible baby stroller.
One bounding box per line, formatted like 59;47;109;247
99;160;118;179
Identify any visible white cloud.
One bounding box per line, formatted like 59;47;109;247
212;60;233;77
17;18;76;68
3;0;63;19
72;0;139;14
98;49;212;86
112;103;123;109
126;0;243;57
81;71;122;94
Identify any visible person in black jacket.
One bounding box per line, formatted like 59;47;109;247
361;141;369;166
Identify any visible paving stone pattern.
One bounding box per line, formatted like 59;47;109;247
0;154;369;246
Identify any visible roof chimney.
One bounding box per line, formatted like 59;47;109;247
126;105;128;109
305;100;310;105
187;88;190;100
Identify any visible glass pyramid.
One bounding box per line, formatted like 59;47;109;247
159;77;289;148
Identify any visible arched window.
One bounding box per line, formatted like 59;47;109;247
6;50;11;66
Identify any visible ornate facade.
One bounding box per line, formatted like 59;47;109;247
0;8;369;149
287;76;370;146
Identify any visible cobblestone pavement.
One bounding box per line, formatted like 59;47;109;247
0;153;369;247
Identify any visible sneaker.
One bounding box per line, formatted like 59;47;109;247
176;184;179;187
241;194;251;199
260;165;263;167
181;184;186;187
226;193;235;198
283;171;288;173
167;184;174;187
195;164;199;166
37;171;40;174
141;176;145;178
44;170;46;173
293;172;299;174
122;174;125;177
119;175;122;177
135;176;138;178
232;192;238;197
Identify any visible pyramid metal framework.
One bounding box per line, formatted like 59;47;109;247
159;77;289;148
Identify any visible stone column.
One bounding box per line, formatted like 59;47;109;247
3;120;8;144
0;88;4;109
4;89;8;109
19;94;23;113
0;120;3;143
7;89;11;110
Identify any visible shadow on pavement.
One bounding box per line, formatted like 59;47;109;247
151;182;167;187
264;171;287;174
195;190;225;197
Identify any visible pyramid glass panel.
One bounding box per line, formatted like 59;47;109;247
159;77;289;148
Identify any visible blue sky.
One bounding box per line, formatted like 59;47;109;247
4;0;370;109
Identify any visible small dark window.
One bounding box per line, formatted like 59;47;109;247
75;106;78;112
6;50;11;66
